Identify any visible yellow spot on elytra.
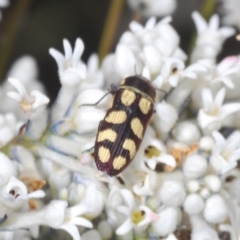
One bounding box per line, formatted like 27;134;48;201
123;139;136;159
97;129;117;142
131;118;143;139
98;146;110;163
144;145;161;158
131;210;145;225
121;89;136;106
113;156;127;170
105;111;127;124
139;98;151;114
108;96;114;109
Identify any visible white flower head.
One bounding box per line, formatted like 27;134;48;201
49;38;86;86
191;11;235;62
7;78;49;117
210;130;240;174
197;87;240;133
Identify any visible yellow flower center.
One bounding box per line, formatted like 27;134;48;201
144;145;161;158
131;210;145;225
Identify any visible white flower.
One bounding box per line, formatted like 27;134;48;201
80;54;104;89
97;220;113;239
203;194;228;224
159;57;198;87
116;189;158;235
191;11;235;62
49;38;86;86
197;87;240;133
210;131;240;174
7;77;49;117
111;16;185;82
158;180;186;207
126;0;177;18
190;215;220;240
219;192;240;240
72;106;106;134
199;135;215;151
183;193;205;215
172;121;201;145
81;183;105;219
0;200;92;240
81;230;101;240
144;138;176;170
204;175;221;193
182;154;207;179
150;207;179;237
153;101;178;134
0;176;45;215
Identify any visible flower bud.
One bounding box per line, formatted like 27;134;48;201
98;220;113;239
183;194;204;215
187;180;200;193
183;154;207;179
153;102;178;133
159;180;186;207
199;136;214;151
204;175;221;193
203;195;228;224
151;207;178;237
82;230;101;240
172;121;201;145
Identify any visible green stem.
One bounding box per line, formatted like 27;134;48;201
200;0;217;21
0;0;33;83
98;0;124;63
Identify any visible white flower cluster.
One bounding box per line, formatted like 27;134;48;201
0;3;240;240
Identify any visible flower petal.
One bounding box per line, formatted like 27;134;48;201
116;218;132;235
221;103;240;119
68;217;93;228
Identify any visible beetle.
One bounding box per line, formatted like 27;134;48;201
94;75;156;176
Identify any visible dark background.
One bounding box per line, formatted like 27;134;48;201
0;0;239;100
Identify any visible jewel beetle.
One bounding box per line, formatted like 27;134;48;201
94;75;156;176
